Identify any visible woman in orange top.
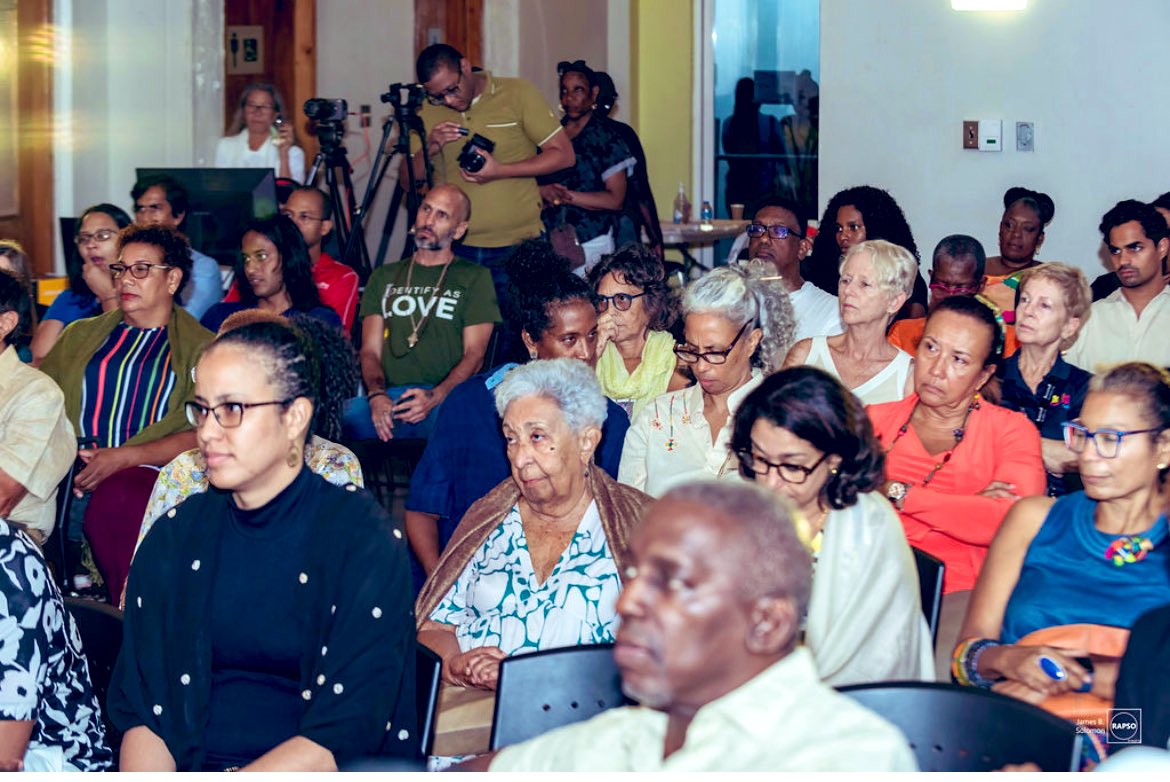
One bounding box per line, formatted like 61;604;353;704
868;295;1046;669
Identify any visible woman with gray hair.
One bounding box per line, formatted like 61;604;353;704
415;358;651;691
619;262;796;497
784;239;917;405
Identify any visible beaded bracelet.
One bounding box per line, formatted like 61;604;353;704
951;637;1002;689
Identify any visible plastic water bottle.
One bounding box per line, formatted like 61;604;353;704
700;200;713;225
672;183;691;224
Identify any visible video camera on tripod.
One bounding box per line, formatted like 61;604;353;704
381;83;425;117
304;97;348;151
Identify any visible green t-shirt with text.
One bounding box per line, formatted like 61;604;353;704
359;258;500;387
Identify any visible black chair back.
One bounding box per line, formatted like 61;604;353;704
839;681;1082;771
64;597;124;752
415;644;442;757
912;547;944;648
490;643;630;751
43;438;95;590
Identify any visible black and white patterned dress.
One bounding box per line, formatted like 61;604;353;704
0;522;112;771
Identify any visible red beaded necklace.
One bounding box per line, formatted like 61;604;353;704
884;395;981;487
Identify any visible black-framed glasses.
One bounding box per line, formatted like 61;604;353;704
185;399;293;429
75;229;118;246
109;262;172;280
1061;421;1162;459
674;321;751;365
426;71;464;105
735;448;828;485
746;223;800;241
597;291;647;312
280;209;325;224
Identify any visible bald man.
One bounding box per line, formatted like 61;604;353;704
463;481;917;772
351;184;501;441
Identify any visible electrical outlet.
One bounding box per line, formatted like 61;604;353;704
360;104;371;129
1016;121;1034;152
963;120;979;150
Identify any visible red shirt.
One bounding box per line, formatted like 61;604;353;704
224;250;359;331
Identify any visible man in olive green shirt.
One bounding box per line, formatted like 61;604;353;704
404;44;575;333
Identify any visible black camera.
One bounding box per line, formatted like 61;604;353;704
303;98;348;122
381;83;425;114
457;133;495;173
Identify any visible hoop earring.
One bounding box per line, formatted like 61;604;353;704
287;443;301;468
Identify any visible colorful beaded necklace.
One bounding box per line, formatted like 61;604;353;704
884;395;981;486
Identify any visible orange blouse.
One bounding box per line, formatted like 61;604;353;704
868;394;1046;594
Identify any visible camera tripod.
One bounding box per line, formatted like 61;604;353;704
307;131;371;277
371;98;433;267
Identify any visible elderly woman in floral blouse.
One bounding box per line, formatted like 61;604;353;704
415;359;651;690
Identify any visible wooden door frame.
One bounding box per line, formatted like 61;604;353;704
15;0;54;277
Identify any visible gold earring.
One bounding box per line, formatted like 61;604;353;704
287;443;301;468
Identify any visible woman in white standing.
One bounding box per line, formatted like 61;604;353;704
215;83;306;183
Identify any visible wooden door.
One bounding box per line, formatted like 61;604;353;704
414;0;483;65
223;0;317;166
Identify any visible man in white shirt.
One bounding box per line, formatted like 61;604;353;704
1065;200;1170;373
747;197;842;342
465;481;917;772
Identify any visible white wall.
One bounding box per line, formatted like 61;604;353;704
820;0;1170;278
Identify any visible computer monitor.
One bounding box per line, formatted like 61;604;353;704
134;167;278;267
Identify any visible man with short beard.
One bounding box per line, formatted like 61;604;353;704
352;184;500;441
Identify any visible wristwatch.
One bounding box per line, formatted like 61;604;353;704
886;481;910;509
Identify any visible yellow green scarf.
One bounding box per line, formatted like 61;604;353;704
595;329;678;420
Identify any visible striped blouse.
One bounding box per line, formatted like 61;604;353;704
80;323;176;448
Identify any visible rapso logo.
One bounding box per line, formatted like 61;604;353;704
1107;709;1142;744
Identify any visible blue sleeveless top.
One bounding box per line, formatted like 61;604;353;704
1001;491;1170;644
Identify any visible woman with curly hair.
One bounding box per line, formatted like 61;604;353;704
731;366;933;685
618;261;795;497
200;215;340;332
803;185;927;321
784;240;917;405
587;244;688;418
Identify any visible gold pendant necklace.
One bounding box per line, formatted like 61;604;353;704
403;254;454;351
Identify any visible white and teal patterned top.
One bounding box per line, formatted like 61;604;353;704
430;501;621;654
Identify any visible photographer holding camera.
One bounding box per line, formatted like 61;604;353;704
216;83;305;183
404;44;575;301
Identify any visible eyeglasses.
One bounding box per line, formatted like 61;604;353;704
735;448;828;484
240;249;275;267
597;291;647;312
75;229;118;246
426;72;464;106
674;321;751;365
245;102;276;112
746;223;800;241
109;262;173;279
280;210;325;224
185;399;293;429
1061;421;1163;459
928;282;980;296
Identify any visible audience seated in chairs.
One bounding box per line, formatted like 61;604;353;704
30;204;133;365
868;295;1046;673
996;263;1093;496
201;215;341;333
955;364;1170;724
350;184;501;442
416;359;650;692
784;239;916;405
619;262;794;497
129;310;363;594
462;481;916;771
39;224;214;603
588;244;689;419
0;520;113;771
110;319;416;771
405;241;630;589
0;270;77;546
731;367;933;685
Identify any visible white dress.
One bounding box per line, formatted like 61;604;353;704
805;335;912;405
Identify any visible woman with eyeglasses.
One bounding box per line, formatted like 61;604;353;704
110;320;416;771
215;83;305;183
619;262;795;497
954;362;1170;710
39;224;214;602
731;367;933;685
996;264;1094;497
803;185;927;321
200;215;341;333
784;240;917;405
868;295;1046;674
587;244;688;419
538;60;634;275
29;204;132;365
